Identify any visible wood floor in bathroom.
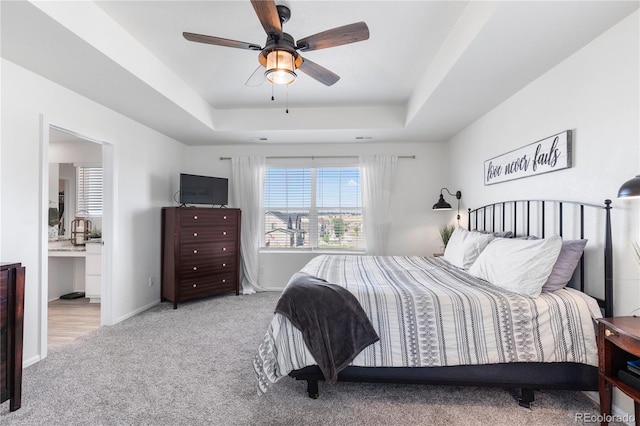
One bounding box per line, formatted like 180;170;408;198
48;298;101;351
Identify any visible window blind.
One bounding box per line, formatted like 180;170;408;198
77;166;103;216
263;166;363;250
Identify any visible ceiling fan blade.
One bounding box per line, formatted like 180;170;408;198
298;57;340;86
250;0;282;38
183;32;261;50
297;22;369;51
245;65;266;87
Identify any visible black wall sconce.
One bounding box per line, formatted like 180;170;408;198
433;188;462;221
618;174;640;198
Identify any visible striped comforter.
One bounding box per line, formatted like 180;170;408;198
253;255;601;394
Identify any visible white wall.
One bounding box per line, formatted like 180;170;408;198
448;10;640;415
49;139;103;163
1;59;186;365
182;141;452;288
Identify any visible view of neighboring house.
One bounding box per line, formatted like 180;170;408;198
264;211;307;248
264;211;363;249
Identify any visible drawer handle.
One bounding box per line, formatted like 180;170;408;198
192;283;197;288
193;266;197;271
222;279;226;283
193;249;198;254
194;215;198;220
222;247;226;251
223;216;227;220
605;329;618;337
222;231;227;235
193;232;198;237
222;263;226;267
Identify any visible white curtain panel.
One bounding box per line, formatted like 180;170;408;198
231;156;266;294
360;155;398;255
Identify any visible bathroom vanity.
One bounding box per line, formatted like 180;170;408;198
48;240;101;302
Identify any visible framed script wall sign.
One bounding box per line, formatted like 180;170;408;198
484;130;572;185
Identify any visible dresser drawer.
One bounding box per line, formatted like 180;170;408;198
0;303;6;328
178;257;237;278
0;271;7;301
602;326;640;357
177;272;237;297
179;210;238;228
179;241;237;259
179;226;237;244
0;349;6;395
1;323;7;361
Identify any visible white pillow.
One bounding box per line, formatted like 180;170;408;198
442;227;466;267
443;227;495;269
468;235;562;298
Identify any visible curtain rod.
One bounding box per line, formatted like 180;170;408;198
219;155;415;160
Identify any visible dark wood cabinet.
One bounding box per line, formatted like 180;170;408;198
1;262;25;412
161;207;241;309
597;317;640;425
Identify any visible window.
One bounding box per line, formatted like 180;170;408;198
263;167;363;250
77;166;103;216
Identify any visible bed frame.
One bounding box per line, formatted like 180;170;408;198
289;199;613;407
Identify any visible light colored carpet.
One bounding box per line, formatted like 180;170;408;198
1;292;615;425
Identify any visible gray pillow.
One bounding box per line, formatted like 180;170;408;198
495;231;514;238
477;230;514;238
542;239;588;292
514;235;539;240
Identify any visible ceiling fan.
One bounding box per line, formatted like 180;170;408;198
183;0;370;87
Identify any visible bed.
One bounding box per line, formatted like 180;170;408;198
253;199;613;407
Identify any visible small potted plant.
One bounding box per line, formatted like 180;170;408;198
88;228;102;242
436;224;456;256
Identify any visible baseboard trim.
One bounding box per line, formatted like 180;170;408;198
257;287;284;292
583;390;635;426
112;298;160;324
23;354;42;368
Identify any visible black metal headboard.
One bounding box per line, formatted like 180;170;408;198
467;199;613;317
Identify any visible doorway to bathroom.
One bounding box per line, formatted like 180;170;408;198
40;121;115;358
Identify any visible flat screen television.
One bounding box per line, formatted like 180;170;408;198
179;173;228;206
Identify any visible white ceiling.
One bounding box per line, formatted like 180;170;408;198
2;1;638;146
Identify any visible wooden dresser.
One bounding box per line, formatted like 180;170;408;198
161;207;241;309
1;262;25;412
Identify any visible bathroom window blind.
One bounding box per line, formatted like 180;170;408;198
77;166;103;216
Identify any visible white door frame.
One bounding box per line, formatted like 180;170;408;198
39;116;117;360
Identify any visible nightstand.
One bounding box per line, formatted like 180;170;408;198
597;317;640;425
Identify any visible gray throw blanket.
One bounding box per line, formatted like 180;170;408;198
275;272;380;384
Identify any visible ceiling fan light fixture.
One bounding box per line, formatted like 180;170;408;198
265;49;297;85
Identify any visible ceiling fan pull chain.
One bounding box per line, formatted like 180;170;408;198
271;84;275;101
286;86;289;114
